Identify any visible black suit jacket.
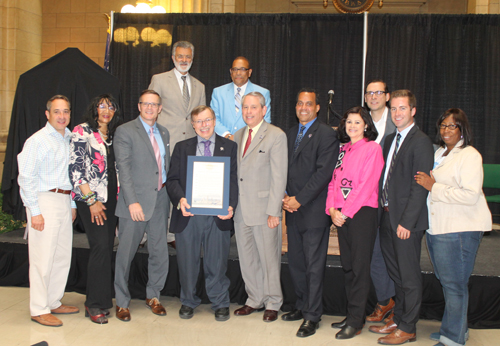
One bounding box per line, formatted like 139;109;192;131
379;125;434;232
285;119;339;229
166;134;239;233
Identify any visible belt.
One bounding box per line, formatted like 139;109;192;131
383;206;389;212
49;188;71;195
161;182;166;189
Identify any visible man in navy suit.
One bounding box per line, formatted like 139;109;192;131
166;105;238;322
211;57;271;139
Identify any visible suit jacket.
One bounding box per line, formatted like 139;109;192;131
149;69;206;153
211;80;271;136
285;120;339;229
166;134;239;233
380;108;396;149
114;117;170;221
379;125;434;232
233;121;287;226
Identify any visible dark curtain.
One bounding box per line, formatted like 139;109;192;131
110;14;364;130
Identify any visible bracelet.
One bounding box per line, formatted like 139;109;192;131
87;198;97;207
341;213;348;220
82;191;96;200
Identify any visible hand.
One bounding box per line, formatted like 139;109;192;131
90;201;107;226
72;208;77;222
287;196;301;211
31;214;44;231
330;209;346;228
179;198;194;217
267;215;280;229
282;194;294;213
397;224;411;239
218;206;234;220
226;134;234;141
128;203;145;221
415;171;435;192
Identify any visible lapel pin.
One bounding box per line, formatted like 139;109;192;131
220;147;224;151
308;134;312;138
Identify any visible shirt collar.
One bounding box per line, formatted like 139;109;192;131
247;119;264;135
45;121;71;139
174;68;190;79
139;115;158;133
197;132;216;145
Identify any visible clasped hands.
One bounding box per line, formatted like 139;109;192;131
179;198;234;220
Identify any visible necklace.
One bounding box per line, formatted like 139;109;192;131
98;129;112;146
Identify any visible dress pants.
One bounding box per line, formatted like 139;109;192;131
176;215;231;310
370;228;396;302
234;220;282;311
27;192;73;316
287;223;330;322
114;187;169;308
337;206;377;329
380;210;424;334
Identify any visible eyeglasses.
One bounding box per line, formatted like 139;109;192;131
139;102;160;108
98;104;115;111
175;54;192;60
365;91;386;97
439;124;459;130
193;118;214;125
230;67;250;73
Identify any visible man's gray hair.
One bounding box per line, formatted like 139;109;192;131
172;41;195;58
242;91;265;107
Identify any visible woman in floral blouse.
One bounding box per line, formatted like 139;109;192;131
69;94;121;324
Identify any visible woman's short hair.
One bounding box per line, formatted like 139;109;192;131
337;106;378;143
436;108;472;148
83;94;122;138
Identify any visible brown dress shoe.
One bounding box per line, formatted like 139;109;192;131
146;297;166;316
378;329;416;345
234;305;264;316
31;313;63;327
263;310;278;322
116;306;131;321
50;304;79;314
384;311;395;323
369;319;398;334
367;298;395;322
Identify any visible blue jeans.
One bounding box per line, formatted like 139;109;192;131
426;231;483;346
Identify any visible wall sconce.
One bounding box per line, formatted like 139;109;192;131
121;1;167;13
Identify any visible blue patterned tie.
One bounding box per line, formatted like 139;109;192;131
382;133;401;206
294;125;306;153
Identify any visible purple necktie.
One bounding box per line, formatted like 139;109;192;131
203;140;211;157
149;127;163;190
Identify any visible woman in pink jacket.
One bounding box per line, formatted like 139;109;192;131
326;106;385;340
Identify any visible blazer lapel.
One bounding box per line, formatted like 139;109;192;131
213;135;226;157
293;119;319;158
167;69;183;99
242;122;268;159
134;117;156;160
186;137;197;156
393;126;418;166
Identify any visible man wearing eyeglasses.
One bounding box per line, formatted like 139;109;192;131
114;90;171;322
166;105;238;322
363;80;397;324
211;57;271;140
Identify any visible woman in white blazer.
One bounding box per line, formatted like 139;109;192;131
415;108;492;346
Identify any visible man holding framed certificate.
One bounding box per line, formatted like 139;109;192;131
166;105;238;322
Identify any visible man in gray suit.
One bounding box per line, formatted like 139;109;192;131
364;80;397;323
233;91;287;323
149;41;206;245
114;90;170;322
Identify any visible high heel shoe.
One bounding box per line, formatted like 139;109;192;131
101;308;110;316
85;306;108;324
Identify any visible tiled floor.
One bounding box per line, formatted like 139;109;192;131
1;287;498;346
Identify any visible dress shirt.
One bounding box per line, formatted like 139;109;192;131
233;82;248;99
18;122;76;216
196;133;215;156
139;117;167;183
241;119;264;156
382;122;415;187
373;107;389;145
173;68;191;95
296;117;317;140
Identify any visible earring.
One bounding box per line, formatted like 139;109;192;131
461;135;463;138
364;128;367;132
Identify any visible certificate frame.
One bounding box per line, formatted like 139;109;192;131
185;155;230;216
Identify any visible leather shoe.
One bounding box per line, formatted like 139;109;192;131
296;320;319;338
336;325;362;339
367;298;395;322
369;319;397;334
234;305;264;316
116;306;131;321
281;309;303;321
378;329;416;345
85;306;108;324
215;307;230;321
50;304;79;314
146;297;166;316
331;317;347;329
31;313;62;327
384;311;395;323
263;310;278;322
179;305;194;319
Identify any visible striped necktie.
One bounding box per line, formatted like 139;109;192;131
381;133;401;206
182;75;190;110
235;87;241;112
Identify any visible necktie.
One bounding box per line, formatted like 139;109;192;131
202;140;211;157
182;75;190;110
235;87;241;112
294;125;306;153
243;128;252;157
381;133;402;206
149;127;163;191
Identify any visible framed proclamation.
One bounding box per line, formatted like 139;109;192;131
185;156;230;216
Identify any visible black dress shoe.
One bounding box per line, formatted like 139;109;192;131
335;325;362;339
179;305;194;319
282;309;303;321
331;317;347;329
296;320;319;338
215;307;230;322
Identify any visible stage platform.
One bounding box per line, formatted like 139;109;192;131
1;228;499;329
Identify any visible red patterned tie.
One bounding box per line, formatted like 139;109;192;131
243;128;252;157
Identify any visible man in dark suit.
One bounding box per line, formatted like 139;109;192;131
282;88;339;337
369;90;433;344
114;90;170;322
166;105;238;322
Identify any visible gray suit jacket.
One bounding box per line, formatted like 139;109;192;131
233;121;288;226
149;69;206;153
380;107;396;149
114;117;171;221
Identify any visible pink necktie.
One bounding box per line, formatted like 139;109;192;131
149;127;163;190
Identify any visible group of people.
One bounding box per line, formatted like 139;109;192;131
17;40;491;346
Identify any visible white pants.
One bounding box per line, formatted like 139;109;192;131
27;192;73;316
